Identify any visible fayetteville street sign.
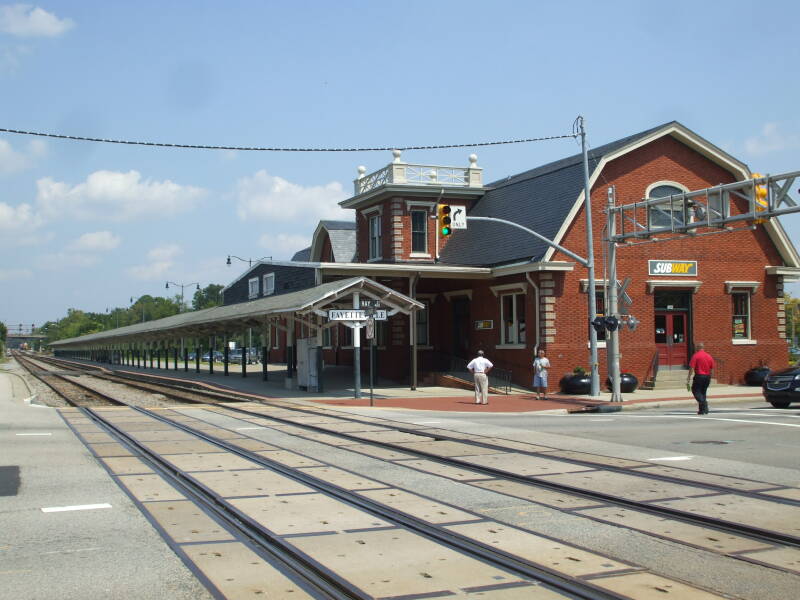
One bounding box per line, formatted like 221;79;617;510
328;309;388;321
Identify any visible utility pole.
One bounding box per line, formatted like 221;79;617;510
579;116;601;397
607;186;622;402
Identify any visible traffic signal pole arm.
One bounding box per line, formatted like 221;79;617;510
465;216;590;267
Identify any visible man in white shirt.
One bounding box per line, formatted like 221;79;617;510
466;350;493;405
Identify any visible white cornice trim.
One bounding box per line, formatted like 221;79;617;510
646;280;702;293
491;261;575;277
579;278;610;292
404;199;436;211
340;184;485;209
766;266;800;280
490;282;527;297
443;289;473;301
724;281;760;294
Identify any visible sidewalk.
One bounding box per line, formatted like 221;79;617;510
41;357;767;414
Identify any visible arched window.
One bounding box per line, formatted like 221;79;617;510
647;182;688;229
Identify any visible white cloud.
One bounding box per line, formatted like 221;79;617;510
0;200;43;231
258;232;311;260
36;251;99;270
128;244;182;280
235;170;351;222
0;267;32;281
0;4;74;37
35;170;206;222
744;123;800;156
0;138;47;174
67;230;121;252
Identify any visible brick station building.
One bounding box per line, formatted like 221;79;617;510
219;120;799;390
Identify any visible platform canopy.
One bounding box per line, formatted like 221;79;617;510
50;276;424;348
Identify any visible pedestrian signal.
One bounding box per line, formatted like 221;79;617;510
438;204;452;236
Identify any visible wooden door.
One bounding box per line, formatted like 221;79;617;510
655;312;688;366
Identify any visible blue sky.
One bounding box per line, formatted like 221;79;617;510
1;0;799;328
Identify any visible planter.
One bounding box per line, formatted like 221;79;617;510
744;367;771;386
606;372;639;393
560;373;592;395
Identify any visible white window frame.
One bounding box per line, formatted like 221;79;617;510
410;209;428;255
497;291;527;349
263;272;275;296
646;181;690;229
729;288;755;344
415;299;430;346
368;214;382;261
248;277;259;299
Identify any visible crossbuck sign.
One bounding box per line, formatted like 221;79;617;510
328;309;388;321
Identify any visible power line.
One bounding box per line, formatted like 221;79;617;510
0;127;576;152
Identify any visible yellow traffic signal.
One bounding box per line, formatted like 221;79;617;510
438;204;452;236
752;172;768;224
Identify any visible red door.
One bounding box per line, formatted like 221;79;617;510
655;312;688;366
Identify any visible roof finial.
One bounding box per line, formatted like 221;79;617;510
469;153;478;167
357;165;366;178
392;149;402;163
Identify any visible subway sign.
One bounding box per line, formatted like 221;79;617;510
648;260;697;276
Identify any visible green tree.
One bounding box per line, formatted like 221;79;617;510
787;294;800;348
0;321;7;343
193;284;224;310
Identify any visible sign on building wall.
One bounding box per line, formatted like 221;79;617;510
328;309;388;321
475;320;494;330
648;260;698;276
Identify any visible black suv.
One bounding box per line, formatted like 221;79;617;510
762;365;800;408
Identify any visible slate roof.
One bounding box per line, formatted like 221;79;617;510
291;247;311;261
319;220;356;263
439;122;677;267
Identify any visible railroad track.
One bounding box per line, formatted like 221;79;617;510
18;354;800;592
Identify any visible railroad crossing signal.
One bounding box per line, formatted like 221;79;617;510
438;204;452;236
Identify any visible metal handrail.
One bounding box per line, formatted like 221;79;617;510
420;350;512;394
645;351;659;385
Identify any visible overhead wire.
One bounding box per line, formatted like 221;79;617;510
0;127;576;152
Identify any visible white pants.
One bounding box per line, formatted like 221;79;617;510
474;373;489;404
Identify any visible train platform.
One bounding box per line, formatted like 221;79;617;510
45;356;767;414
0;363;213;600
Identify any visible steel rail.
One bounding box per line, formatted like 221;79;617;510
128;404;629;600
78;407;366;600
14;354;123;407
35;356;800;549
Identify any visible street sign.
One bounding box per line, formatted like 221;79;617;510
450;205;467;229
328;309;388;321
617;277;633;307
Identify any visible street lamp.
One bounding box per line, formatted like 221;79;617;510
226;255;271;267
166;281;200;312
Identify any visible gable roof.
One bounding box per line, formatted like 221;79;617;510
292;246;311;261
437;121;792;268
310;220;356;263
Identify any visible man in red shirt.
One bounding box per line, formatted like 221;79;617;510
687;342;715;415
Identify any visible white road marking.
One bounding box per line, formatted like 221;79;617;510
624;414;800;427
42;547;103;555
648;456;694;461
16;433;52;436
41;503;112;513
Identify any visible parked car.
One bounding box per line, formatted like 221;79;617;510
229;349;259;364
762;365;800;408
201;351;224;362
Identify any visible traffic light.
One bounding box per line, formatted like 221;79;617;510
438;204;452;237
752;172;768;224
604;316;620;331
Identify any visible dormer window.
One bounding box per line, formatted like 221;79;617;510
263;273;275;296
248;277;259;299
